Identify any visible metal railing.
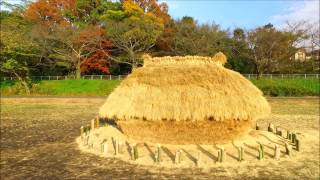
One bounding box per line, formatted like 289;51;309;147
1;74;319;81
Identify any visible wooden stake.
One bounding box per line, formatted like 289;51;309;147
118;141;123;154
256;123;260;130
218;147;225;162
274;144;280;160
85;125;91;135
179;150;183;163
238;146;244;161
285;142;291;156
95;117;100;128
133;144;138;160
113;138;118;155
91;119;95;130
100;139;108;155
268;123;273;132
80;126;84;136
288;132;292;141
85;135;89;146
196;151;201;167
287;130;290;139
276;127;282;136
130;146;135;160
258;143;264;160
295;138;300;151
156;144;162;163
292;133;296;144
174;150;181;164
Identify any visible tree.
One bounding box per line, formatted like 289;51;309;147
246;24;306;78
0;11;39;94
227;28;255;73
81;40;113;74
102;0;164;69
47;25;110;78
173;16;229;56
24;0;115;78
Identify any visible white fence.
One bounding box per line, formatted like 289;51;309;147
1;75;127;81
1;74;319;81
243;74;319;79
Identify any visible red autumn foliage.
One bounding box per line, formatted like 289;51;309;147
81;50;109;74
81;40;113;74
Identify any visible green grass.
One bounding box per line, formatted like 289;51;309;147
251;78;319;96
0;80;121;96
1;78;319;96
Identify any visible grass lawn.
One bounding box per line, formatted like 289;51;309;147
0;78;319;96
0;80;120;96
0;97;319;179
251;78;319;96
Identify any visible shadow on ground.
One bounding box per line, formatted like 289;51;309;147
0;97;319;179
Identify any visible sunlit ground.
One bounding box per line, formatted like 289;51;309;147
0;97;319;179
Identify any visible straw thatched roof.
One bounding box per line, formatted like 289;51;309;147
99;52;270;122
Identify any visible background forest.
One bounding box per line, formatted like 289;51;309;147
0;0;319;94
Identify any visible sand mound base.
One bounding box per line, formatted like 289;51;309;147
77;125;302;169
117;120;254;144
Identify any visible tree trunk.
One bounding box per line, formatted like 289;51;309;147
21;80;31;95
128;50;136;72
13;72;30;95
256;67;262;80
256;72;262;80
75;56;81;79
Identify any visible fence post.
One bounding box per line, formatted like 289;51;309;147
281;74;283;79
109;75;111;80
100;75;102;80
304;74;307;79
118;75;121;80
317;74;319;79
248;74;251;79
91;75;93;80
4;77;6;81
49;76;51;80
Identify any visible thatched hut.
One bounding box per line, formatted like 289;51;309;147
99;52;270;144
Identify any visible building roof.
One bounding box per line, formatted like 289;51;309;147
99;52;271;122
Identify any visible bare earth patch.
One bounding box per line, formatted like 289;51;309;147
0;97;319;179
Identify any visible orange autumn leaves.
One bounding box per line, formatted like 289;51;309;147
24;0;76;27
23;0;172;74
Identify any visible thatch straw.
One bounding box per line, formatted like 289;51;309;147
99;52;270;122
117;120;254;144
143;51;227;67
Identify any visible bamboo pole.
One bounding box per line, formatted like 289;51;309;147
174;150;181;164
285;142;291;156
295;138;300;151
274;144;280;160
196;151;202;167
91;119;95;130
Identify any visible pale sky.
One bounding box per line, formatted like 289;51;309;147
2;0;320;30
160;0;319;29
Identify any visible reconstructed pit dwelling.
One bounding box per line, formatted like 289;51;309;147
77;53;301;168
99;52;271;144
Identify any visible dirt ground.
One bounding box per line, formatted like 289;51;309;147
0;97;319;179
